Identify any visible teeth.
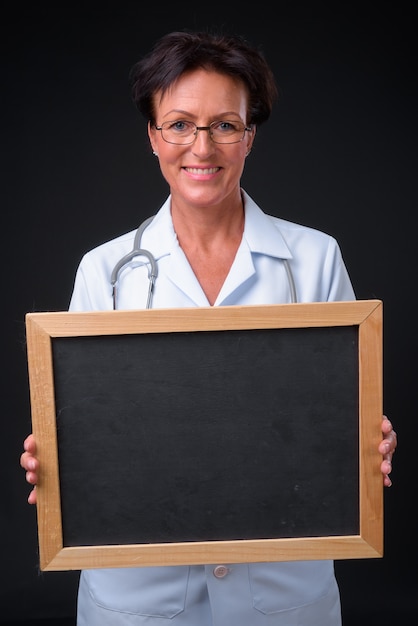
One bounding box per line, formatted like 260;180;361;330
185;167;219;174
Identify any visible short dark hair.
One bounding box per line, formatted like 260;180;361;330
130;30;278;126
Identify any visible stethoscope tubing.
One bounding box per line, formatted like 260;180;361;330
110;216;157;309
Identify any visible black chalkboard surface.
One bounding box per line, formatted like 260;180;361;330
25;301;383;571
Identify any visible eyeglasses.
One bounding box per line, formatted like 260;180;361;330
154;120;252;145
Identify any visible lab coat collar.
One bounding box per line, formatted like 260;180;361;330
241;190;293;260
139;191;292;306
141;190;293;262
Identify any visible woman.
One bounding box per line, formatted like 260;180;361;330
21;30;396;625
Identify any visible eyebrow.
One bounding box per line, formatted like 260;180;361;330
162;109;243;120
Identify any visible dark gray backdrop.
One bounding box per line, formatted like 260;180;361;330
2;3;416;623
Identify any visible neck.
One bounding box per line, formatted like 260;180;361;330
170;190;245;250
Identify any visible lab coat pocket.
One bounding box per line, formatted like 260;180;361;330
248;561;337;614
82;566;190;617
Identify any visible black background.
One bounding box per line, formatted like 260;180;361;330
2;2;417;623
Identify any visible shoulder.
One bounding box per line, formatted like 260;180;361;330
243;190;336;239
242;190;341;257
270;214;338;244
84;229;137;258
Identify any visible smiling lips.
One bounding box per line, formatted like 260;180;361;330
184;167;220;175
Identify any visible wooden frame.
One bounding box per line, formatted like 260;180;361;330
25;300;383;571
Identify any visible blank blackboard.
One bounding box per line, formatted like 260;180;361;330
25;301;383;570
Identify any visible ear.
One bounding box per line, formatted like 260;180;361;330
148;121;158;154
246;125;256;153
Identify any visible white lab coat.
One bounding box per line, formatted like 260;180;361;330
70;190;355;625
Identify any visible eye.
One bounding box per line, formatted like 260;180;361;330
166;120;194;133
213;121;243;133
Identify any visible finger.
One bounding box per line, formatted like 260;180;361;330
25;470;38;486
381;415;391;425
389;429;398;451
20;451;37;472
381;457;392;475
381;459;393;487
379;432;397;456
23;434;36;454
20;451;30;470
28;486;37;505
383;474;392;488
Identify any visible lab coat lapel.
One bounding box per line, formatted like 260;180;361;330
166;245;212;306
215;241;256;304
140;199;210;305
141;191;293;307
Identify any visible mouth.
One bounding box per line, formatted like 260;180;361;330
183;167;220;175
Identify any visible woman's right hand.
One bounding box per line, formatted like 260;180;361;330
20;434;38;504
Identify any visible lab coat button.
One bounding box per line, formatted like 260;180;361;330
213;565;229;578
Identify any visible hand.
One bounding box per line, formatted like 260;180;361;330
379;416;397;487
20;434;38;504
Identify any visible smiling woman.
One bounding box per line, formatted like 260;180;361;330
20;29;396;626
146;68;256;304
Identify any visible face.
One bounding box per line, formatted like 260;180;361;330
148;69;256;212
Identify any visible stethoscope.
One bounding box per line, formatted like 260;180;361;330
110;216;297;310
110;216;157;310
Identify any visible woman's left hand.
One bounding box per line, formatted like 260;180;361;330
379;416;397;487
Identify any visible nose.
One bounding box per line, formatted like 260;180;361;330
192;127;216;156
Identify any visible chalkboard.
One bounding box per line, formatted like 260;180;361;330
25;300;383;571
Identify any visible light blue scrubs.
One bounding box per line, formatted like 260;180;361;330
70;190;355;625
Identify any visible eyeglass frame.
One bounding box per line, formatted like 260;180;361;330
153;120;253;145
